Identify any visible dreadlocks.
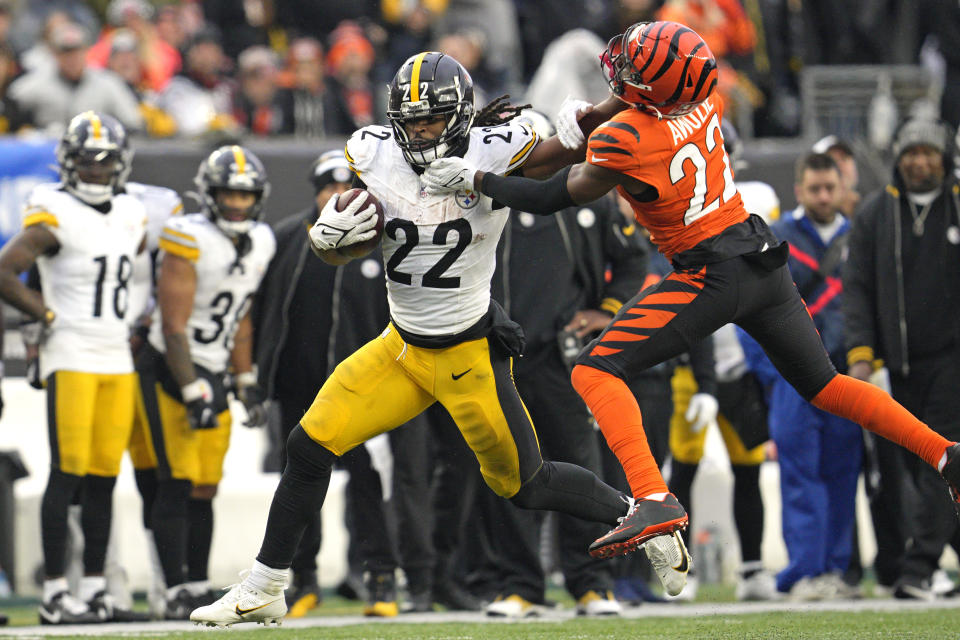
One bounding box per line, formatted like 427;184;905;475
473;95;532;128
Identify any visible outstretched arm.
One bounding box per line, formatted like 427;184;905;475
474;160;647;215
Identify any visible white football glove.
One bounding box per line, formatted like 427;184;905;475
308;192;379;252
421;157;478;195
556;96;594;150
685;392;719;434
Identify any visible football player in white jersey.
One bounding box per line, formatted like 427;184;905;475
135;145;275;619
192;52;635;627
0;112;147;624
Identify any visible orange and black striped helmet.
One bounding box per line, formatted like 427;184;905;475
600;21;718;119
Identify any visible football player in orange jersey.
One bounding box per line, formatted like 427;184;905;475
423;21;960;566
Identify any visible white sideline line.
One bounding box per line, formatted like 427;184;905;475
2;598;958;636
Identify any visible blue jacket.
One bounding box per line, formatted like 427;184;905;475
770;208;850;370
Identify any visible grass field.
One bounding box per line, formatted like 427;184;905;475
2;586;959;639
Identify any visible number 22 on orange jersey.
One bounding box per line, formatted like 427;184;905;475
669;113;736;226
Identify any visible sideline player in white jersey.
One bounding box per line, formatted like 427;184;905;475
0;111;147;624
135;145;275;619
192;51;637;627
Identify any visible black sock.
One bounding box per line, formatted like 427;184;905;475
732;464;763;565
134;469;158;530
508;460;626;525
152;478;191;587
668;461;698;546
187;498;213;582
40;469;84;577
255;425;336;569
80;475;117;574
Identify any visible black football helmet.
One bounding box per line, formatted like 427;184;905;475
194;145;270;237
56;111;131;205
387;51;475;167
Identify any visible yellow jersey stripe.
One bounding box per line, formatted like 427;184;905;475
410;52;428;102
161;226;197;246
159;237;200;262
344;143;355;164
506;132;540;174
232;145;246;174
171;202;184;216
22;211;59;229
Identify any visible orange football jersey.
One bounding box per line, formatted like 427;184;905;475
587;95;747;259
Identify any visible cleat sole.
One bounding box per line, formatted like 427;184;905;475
589;520;688;559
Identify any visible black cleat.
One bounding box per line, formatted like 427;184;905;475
363;572;398;617
88;591;151;622
941;444;960;508
38;591;100;625
164;587;196;621
589;494;689;559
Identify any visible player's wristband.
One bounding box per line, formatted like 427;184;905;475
42;308;56;327
479;166;575;214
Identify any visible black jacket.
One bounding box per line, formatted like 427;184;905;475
843;175;960;376
493;194;648;354
253;205;389;398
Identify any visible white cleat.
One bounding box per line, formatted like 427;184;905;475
190;579;287;627
643;531;691;597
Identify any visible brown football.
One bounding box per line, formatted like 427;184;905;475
336;188;385;258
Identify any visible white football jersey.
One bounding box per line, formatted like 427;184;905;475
148;213;275;373
124;181;184;322
345;121;539;335
23;184;147;378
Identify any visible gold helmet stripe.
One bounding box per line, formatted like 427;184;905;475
231;145;247;174
409;52;429;102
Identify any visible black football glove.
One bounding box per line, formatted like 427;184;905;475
236;372;268;428
186;398;218;430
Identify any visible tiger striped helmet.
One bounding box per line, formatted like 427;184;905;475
600;21;718;119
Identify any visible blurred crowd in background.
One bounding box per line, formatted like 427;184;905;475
0;0;956;144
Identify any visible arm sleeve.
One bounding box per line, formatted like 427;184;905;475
478;166;575;215
688;334;717;397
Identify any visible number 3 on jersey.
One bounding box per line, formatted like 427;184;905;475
669;113;737;226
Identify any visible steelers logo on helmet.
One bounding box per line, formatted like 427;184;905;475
194;145;271;238
387;51;476;167
600;21;718;119
56;111;132;206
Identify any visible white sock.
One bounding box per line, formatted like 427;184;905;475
43;577;69;603
644;492;669;501
248;561;288;595
79;575;106;602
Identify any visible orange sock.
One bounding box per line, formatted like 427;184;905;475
811;374;952;469
571;364;667;497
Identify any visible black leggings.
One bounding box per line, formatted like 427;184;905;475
579;255;836;401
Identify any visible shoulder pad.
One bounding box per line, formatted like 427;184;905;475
22;185;65;230
468;120;540;176
345;126;393;176
158;215;201;263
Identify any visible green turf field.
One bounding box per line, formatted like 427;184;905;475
2;585;959;640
